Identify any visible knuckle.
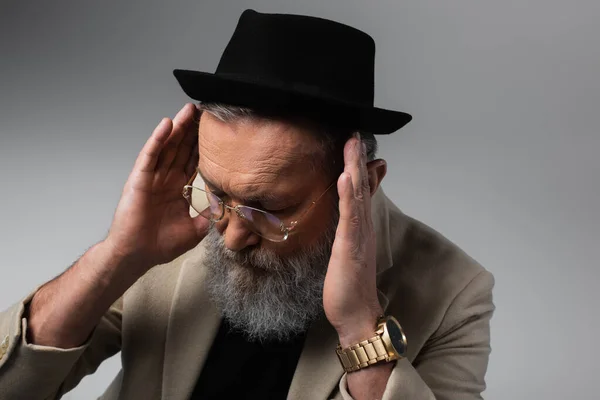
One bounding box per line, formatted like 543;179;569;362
349;214;361;227
361;180;370;192
173;119;185;131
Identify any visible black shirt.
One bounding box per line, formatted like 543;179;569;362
191;319;307;399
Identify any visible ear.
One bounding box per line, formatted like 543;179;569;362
366;159;387;197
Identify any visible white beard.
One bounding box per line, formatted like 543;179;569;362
202;216;337;342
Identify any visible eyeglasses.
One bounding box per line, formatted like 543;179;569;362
182;169;336;242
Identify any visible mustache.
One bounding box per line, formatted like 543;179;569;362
206;227;336;273
206;229;287;271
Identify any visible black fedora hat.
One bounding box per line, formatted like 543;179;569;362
173;9;412;135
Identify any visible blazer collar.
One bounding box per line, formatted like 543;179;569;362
372;187;395;276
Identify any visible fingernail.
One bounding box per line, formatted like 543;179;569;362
353;131;361;140
362;142;367;156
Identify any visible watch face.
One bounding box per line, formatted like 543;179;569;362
386;319;406;355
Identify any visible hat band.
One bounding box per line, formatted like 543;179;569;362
215;71;372;107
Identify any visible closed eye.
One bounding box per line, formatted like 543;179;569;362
262;202;302;216
263;206;286;213
206;186;297;215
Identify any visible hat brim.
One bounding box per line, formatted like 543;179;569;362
173;69;412;135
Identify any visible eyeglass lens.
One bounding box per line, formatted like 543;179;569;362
185;186;287;241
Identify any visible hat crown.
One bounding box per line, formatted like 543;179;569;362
215;9;376;106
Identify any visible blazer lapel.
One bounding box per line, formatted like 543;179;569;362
161;243;222;400
287;314;342;400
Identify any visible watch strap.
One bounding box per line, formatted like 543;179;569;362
336;335;389;372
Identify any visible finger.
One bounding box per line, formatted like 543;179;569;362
156;104;197;171
172;103;198;146
134;117;173;173
345;133;373;218
335;171;360;244
192;103;202;124
172;115;199;170
358;137;372;216
344;133;364;201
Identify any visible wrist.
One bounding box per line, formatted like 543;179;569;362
338;326;377;348
335;309;383;348
78;241;145;295
99;238;150;278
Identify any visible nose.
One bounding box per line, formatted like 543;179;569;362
218;206;261;251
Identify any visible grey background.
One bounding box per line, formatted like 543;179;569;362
1;1;598;399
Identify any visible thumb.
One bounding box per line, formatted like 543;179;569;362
192;212;211;239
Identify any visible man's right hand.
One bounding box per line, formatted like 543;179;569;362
25;103;208;349
104;103;209;274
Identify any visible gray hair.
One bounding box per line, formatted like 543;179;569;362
197;102;378;177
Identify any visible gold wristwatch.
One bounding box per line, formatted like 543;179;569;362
336;315;407;373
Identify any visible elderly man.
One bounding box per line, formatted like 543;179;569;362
0;9;494;400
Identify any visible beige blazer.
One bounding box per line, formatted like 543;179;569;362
0;188;494;400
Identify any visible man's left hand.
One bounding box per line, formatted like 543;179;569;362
323;133;383;347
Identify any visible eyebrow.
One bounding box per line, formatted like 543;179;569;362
197;168;282;205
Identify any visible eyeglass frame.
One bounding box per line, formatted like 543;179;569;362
182;168;336;242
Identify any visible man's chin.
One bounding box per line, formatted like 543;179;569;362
206;277;324;342
203;262;324;340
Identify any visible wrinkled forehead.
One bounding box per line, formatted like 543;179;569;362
196;112;322;192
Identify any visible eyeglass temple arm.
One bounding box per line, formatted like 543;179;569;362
286;180;337;232
184;169;200;187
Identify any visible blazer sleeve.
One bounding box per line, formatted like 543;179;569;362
0;288;123;400
338;270;495;400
